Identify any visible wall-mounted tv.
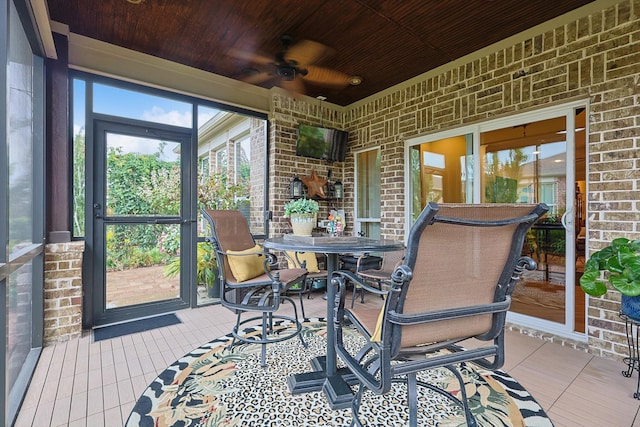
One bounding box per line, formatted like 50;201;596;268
296;124;348;162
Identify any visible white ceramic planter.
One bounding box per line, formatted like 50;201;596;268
290;213;317;236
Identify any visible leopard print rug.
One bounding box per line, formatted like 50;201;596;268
126;319;552;426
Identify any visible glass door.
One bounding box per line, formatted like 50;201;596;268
406;103;586;336
480;115;576;330
92;119;193;326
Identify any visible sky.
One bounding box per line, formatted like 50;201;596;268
73;80;219;161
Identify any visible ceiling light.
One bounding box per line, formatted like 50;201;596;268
349;76;363;86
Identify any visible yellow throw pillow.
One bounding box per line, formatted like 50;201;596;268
227;244;266;282
371;303;386;343
286;251;320;273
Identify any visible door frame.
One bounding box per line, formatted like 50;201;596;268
404;100;588;341
88;115;194;326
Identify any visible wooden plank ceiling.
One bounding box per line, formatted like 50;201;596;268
47;0;595;106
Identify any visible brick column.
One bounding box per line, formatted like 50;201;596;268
44;241;85;345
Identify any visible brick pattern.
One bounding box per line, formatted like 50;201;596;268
44;242;85;344
269;1;640;360
270;94;350;237
249;117;267;233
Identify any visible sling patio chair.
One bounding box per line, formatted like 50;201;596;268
351;249;405;307
202;209;308;367
285;251;328;319
332;202;548;427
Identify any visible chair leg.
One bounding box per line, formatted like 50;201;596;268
290;297;308;348
297;279;310;319
445;365;477;427
227;311;243;350
260;312;268;368
407;373;418;427
306;278;313;300
298;291;307;320
350;282;357;308
282;295;307;348
350;384;365;427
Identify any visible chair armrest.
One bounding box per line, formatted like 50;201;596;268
332;270;389;297
355;253;371;272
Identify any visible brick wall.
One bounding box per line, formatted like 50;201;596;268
249;117;267;233
269;94;351;236
44;241;85;344
269;1;640;360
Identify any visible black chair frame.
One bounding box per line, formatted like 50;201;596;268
202;209;308;367
332;202;548;427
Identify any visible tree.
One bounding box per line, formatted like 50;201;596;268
484;149;527;203
72;127;86;237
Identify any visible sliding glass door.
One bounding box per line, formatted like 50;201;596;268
405;102;587;338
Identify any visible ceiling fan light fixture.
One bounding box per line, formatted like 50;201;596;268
349;76;363;86
277;64;307;81
277;65;297;80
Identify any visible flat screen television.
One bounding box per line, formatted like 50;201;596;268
296;124;348;162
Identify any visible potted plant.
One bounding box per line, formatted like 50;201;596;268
579;237;640;319
284;198;320;236
197;242;220;297
165;242;220;297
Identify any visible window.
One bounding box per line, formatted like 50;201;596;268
355;149;381;238
3;2;46;423
215;149;227;174
198;156;210;177
72;79;86;237
235;136;250;187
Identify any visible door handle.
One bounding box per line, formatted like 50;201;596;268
560;211;568;228
147;218;183;224
93;203;102;219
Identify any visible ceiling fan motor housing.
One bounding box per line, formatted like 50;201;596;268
277;64;307;80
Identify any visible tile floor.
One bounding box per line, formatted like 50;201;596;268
13;291;640;427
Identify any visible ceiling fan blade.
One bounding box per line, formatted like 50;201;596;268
241;71;273;85
281;76;305;96
227;47;273;65
303;66;351;88
285;39;334;66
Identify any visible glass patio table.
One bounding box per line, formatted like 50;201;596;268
263;235;405;409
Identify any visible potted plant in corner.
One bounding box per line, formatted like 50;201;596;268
580;238;640;319
284;198;320;236
164;242;220;298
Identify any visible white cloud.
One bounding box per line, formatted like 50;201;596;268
142;106;192;128
108;133;180;162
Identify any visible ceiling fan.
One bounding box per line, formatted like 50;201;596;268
229;35;358;95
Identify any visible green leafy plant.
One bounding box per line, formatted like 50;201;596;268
197;242;218;288
283;198;320;217
198;172;248;210
165;242;218;288
580;238;640;297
